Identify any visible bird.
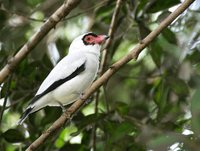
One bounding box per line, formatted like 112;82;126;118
18;32;109;125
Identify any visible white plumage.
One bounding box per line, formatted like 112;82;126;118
18;32;109;124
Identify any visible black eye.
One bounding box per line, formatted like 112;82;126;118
86;37;91;41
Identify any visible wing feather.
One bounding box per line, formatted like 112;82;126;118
30;53;86;104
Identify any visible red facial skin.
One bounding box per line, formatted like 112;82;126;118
94;35;109;44
84;35;109;45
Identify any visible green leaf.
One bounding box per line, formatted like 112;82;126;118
0;9;8;28
72;113;108;136
191;88;200;136
111;35;123;57
27;0;44;6
41;107;62;125
60;143;86;151
116;102;129;115
138;21;151;39
146;0;180;13
2;129;25;143
95;4;114;21
135;0;148;15
153;78;169;119
148;133;180;150
167;77;189;96
157;11;172;23
104;121;136;143
186;51;200;65
149;40;164;67
162;28;177;44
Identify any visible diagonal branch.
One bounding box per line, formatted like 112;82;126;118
26;0;195;150
0;0;81;84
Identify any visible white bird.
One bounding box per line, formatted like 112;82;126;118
18;32;109;124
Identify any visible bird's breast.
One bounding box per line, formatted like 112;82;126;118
51;55;99;104
68;54;99;94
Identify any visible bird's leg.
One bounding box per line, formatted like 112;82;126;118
68;92;91;118
79;92;84;100
62;93;93;127
56;101;66;112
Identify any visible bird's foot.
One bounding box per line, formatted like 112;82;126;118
79;93;91;104
79;93;85;100
57;101;66;112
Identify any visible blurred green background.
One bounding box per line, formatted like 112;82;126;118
0;0;200;150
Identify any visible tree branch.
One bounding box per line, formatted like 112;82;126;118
26;0;195;150
99;0;122;74
0;0;81;84
93;0;123;149
4;0;108;23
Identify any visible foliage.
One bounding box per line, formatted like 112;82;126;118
0;0;200;150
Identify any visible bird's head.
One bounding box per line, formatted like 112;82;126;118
69;32;109;55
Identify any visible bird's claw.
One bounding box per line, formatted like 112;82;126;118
79;93;91;104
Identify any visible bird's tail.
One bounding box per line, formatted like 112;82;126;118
17;106;34;125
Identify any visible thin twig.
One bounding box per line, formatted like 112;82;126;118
63;0;109;21
92;90;100;151
0;0;82;84
92;0;123;149
3;0;109;23
103;86;109;112
99;0;123;75
26;0;195;150
123;115;143;128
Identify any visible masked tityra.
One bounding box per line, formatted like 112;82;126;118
18;32;109;124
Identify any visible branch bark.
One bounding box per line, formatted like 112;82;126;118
0;0;81;84
26;0;195;150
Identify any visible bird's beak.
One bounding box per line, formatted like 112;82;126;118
95;35;110;44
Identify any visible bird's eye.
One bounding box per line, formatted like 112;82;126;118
86;37;91;41
82;35;96;45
